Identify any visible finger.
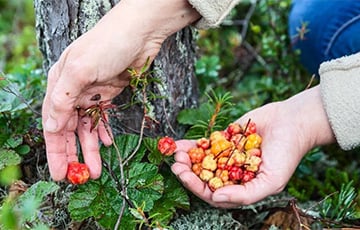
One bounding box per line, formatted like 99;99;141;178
44;109;78;181
175;139;196;152
212;173;283;206
171;162;214;202
77;116;102;179
42;65;75;133
44;131;70;181
45;129;78;181
173;150;192;168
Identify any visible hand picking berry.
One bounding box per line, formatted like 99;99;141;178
67;162;90;185
187;120;262;191
158;136;177;156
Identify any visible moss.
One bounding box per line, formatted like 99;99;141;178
170;206;245;230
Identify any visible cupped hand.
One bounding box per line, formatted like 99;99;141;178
42;0;201;181
171;86;335;208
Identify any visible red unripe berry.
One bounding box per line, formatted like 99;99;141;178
244;121;256;136
196;137;210;150
67;162;90;185
221;131;231;141
158;136;177;156
228;166;243;181
242;171;255;183
226;123;243;136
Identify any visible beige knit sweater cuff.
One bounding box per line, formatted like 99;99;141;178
319;52;360;150
188;0;241;29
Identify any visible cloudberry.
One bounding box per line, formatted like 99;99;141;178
188;147;206;164
67;162;90;185
158;136;177;156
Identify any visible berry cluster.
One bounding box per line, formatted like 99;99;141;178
187;121;262;191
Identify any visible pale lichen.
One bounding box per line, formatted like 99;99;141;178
79;0;112;33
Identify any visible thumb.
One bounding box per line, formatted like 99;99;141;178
43;64;80;133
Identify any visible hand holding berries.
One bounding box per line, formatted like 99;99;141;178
172;88;334;208
186;121;263;192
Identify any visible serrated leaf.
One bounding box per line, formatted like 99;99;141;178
143;137;163;165
127;162;164;212
17;181;60;222
5;136;23;148
100;134;146;171
68;173;137;230
18;181;59;204
0;86;32;113
150;168;190;225
0;148;21;170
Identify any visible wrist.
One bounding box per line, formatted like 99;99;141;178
284;86;335;152
113;0;201;39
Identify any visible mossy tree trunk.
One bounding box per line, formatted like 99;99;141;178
34;0;198;138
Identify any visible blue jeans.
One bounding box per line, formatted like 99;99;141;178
288;0;360;75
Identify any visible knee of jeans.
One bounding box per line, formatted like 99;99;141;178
325;16;360;61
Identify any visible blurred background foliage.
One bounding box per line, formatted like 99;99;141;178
1;0;360;228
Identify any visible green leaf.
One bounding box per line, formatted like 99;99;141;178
144;137;163;165
0;165;21;185
0;199;18;230
15;144;30;155
127;162;164;211
0;84;33;113
101;134;146;170
32;224;50;230
68;175;137;230
17;181;60;222
0;148;21;170
5;135;23;148
177;103;213;126
150;168;190;226
18;181;59;204
0;133;10;146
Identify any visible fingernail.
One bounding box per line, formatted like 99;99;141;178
213;194;229;202
45;117;58;132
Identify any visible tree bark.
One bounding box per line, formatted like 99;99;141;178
34;0;198;138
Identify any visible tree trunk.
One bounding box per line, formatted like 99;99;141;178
34;0;198;138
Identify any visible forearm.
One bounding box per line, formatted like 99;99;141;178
107;0;201;39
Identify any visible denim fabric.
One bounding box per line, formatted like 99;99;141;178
288;0;360;75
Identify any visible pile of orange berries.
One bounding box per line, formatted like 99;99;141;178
187;121;262;191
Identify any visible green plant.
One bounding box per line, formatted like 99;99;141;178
177;90;233;139
66;61;190;229
0;68;44;182
319;181;360;223
195;55;221;93
67;134;189;229
0;181;59;230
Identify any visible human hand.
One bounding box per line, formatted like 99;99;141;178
171;86;335;208
42;0;201;181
